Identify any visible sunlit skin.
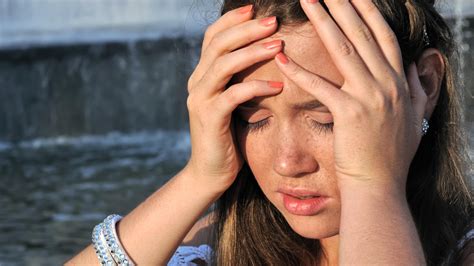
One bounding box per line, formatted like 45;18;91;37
233;23;342;262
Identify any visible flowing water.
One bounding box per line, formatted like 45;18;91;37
0;0;472;265
0;131;190;264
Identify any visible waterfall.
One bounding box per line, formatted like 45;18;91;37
0;0;214;141
0;0;472;142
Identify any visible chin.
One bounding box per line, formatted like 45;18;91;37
279;208;340;239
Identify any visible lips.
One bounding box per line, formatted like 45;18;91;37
276;187;324;198
277;187;329;216
296;195;318;200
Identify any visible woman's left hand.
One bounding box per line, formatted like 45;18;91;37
275;0;428;192
274;1;428;263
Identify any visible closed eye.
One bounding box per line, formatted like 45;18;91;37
310;120;334;134
238;117;270;133
238;117;333;134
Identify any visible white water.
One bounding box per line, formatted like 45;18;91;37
0;0;219;49
0;0;472;49
437;0;474;17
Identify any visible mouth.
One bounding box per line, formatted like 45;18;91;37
276;187;324;198
276;187;328;216
279;193;328;216
294;195;319;200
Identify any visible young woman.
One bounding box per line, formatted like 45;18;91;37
67;0;473;265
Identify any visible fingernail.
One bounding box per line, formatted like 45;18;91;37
259;16;277;26
276;53;289;64
306;0;319;3
268;81;284;89
262;40;282;50
238;4;253;14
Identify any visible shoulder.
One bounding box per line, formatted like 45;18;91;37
459;238;474;266
445;226;474;265
459;228;474;266
167;212;216;265
182;211;216;247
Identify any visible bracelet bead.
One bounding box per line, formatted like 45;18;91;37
92;214;135;266
92;223;115;265
103;214;135;266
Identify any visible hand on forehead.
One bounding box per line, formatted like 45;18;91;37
233;23;344;100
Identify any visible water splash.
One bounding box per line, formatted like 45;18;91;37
454;0;469;82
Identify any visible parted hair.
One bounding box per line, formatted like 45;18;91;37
210;1;473;265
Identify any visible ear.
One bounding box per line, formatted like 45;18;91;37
415;48;445;119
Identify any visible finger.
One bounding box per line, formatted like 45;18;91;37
351;0;404;75
198;40;283;96
407;63;428;128
202;5;254;51
323;0;391;78
217;80;284;116
274;52;350;115
299;0;370;86
189;5;255;89
196;16;278;82
204;16;278;57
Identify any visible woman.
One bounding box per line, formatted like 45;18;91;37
67;0;473;265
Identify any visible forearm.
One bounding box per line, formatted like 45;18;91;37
66;167;222;265
338;180;426;265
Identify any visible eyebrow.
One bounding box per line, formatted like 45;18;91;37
292;99;325;110
239;99;324;110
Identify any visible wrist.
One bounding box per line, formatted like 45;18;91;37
178;165;227;200
337;175;424;265
337;174;407;199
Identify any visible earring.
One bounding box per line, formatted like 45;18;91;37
422;118;430;136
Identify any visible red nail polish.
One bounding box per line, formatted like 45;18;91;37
262;40;282;50
259;16;277;26
268;81;284;89
276;53;289;64
307;0;319;3
238;5;253;14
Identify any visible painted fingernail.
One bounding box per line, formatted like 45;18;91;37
259;16;277;26
262;40;282;50
306;0;319;3
238;4;253;14
268;81;284;89
276;52;289;64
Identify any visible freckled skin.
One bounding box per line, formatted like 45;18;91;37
233;23;345;246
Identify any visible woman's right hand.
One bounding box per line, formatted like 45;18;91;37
184;5;283;194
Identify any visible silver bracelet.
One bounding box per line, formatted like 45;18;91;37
92;223;115;266
103;214;135;266
92;214;136;266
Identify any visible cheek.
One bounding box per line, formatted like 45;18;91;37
236;129;275;185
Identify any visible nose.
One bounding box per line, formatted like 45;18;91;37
272;132;319;178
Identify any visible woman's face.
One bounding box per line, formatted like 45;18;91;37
234;23;343;240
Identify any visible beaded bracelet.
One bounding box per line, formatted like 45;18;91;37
92;223;115;266
92;214;135;266
103;214;135;265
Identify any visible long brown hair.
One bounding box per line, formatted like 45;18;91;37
211;1;473;265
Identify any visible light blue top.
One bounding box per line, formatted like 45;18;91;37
167;244;213;266
167;229;474;265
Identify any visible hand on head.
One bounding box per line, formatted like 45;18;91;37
185;0;444;195
273;0;432;191
185;5;284;193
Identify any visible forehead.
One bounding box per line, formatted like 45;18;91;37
234;22;344;107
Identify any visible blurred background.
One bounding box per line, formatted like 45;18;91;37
0;0;472;265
